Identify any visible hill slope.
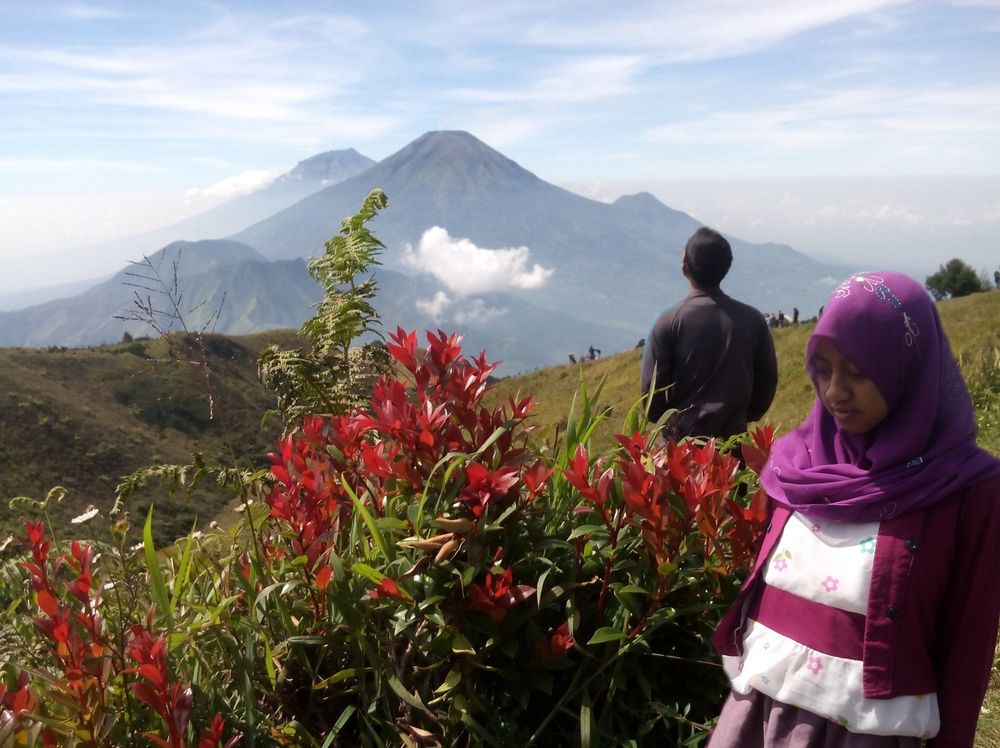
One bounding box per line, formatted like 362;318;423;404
0;330;298;543
0;240;324;347
491;289;1000;455
0;290;995;546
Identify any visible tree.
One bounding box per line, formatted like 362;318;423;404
925;258;988;300
258;188;392;426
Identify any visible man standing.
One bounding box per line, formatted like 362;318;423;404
641;227;778;441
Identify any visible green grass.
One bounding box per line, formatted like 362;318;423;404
0;329;300;543
493;289;1000;456
980;673;1000;748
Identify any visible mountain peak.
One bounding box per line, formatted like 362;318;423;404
286;148;375;182
612;192;664;210
612;191;697;225
377;130;542;190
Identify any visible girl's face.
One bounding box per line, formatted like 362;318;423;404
810;338;889;435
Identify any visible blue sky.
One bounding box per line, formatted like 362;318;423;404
1;0;999;285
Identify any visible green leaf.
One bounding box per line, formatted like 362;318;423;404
580;688;593;748
451;632;476;655
263;636;277;689
587;627;626;645
313;669;358;690
433;668;462;694
388;675;432;716
143;506;172;629
326;706;356;745
350;562;384;584
568;524;608;540
342;476;392;562
614;584;649;596
536;566;553;607
169;520;198;614
459;710;503;748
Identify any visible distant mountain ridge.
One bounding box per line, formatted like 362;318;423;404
0;131;850;373
0;240;319;347
0;148;375;306
232;130;844;336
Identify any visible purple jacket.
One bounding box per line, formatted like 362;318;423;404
712;476;1000;748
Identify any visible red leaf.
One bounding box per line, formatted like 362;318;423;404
314;565;333;590
141;733;172;748
369;577;411;601
138;662;167;690
36;589;59;618
129;682;164;713
171;685;194;740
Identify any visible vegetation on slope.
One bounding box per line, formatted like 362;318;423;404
492;287;1000;456
0;330;298;542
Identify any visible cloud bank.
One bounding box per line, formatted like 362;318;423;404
416;291;508;325
405;227;553;324
403;226;553;296
184;169;277;201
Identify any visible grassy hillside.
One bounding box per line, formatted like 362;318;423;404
1;289;995;543
0;329;299;542
492;289;1000;456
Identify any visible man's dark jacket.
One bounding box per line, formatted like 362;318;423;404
640;288;778;440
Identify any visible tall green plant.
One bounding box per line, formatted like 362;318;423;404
258;189;392;426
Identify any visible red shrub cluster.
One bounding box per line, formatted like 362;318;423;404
264;328;540;575
18;523;237;747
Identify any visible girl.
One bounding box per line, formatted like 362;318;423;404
710;271;1000;747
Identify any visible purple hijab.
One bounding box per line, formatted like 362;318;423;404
761;271;1000;522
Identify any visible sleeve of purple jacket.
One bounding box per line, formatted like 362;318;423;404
929;477;1000;748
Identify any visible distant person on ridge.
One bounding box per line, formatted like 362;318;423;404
641;227;778;441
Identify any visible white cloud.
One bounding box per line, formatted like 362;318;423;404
416;290;451;321
451;55;643;104
520;0;911;61
453;299;508;325
184;169;277;200
642;84;1000;172
402;227;554;296
0;10;377;132
415;290;508;325
60;4;124;21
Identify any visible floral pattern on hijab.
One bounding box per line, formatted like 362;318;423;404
761;271;1000;522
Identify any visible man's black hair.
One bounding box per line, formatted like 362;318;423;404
683;227;732;289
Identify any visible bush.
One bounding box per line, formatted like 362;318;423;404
0;328;772;746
